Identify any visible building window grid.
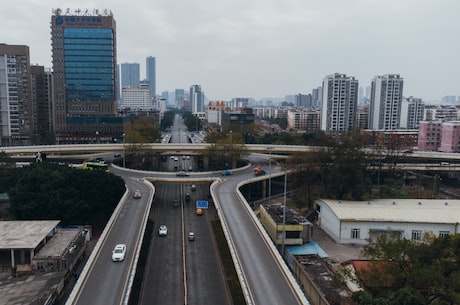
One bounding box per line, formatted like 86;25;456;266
411;230;422;240
351;228;360;239
439;231;450;238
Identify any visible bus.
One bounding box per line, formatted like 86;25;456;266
83;160;109;172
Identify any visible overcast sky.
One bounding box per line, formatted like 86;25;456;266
3;0;459;102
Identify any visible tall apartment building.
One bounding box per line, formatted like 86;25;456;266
287;109;320;131
439;121;460;152
51;9;123;143
368;74;404;130
146;56;156;98
0;44;33;146
190;85;204;113
423;105;458;122
417;120;443;151
400;96;424;129
320;73;358;133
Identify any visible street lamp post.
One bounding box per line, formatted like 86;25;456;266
122;133;126;168
282;167;287;255
229;130;232;145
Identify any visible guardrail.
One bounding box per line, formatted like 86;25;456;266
65;186;130;305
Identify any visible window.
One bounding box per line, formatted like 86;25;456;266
351;228;360;239
439;231;450;238
411;230;422;240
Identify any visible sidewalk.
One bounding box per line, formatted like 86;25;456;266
311;223;364;264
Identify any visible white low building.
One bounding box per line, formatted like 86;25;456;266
314;199;460;244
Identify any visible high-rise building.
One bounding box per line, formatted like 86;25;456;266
146;56;156;98
175;89;185;108
190;85;204;113
311;86;322;109
320;73;358;133
400;96;424;129
120;62;140;89
31;65;54;144
0;44;33;146
51;9;124;143
368;74;404;130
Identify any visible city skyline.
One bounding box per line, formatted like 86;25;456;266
2;0;460;102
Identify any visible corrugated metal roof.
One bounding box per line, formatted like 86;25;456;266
0;220;60;249
318;199;460;224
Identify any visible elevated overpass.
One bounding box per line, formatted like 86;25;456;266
3;143;460;166
0;143;315;155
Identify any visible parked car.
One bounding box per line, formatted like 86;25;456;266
158;225;168;236
112;244;126;262
188;232;195;241
133;190;142;199
222;170;232;176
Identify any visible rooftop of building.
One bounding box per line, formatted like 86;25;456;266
34;228;83;258
262;204;311;225
0;221;60;250
316;198;460;224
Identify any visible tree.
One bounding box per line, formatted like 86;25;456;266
320;134;372;200
7;163;125;226
0;151;16;193
354;232;460;305
287;150;323;210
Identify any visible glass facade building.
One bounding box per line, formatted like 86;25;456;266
51;10;123;143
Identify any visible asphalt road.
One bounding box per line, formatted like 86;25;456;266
138;182;232;305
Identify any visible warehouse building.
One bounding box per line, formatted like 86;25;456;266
314;199;460;244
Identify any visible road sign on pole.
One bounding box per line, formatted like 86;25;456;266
196;200;208;209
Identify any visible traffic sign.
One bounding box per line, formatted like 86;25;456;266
196;200;208;209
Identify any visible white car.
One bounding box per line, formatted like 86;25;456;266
158;225;168;236
112;244;126;262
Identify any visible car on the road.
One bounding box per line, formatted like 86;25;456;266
176;170;189;176
174;156;178;161
158;225;168;236
222;170;232;176
172;199;179;208
170;156;174;160
185;193;190;201
112;244;126;262
191;184;196;191
113;153;122;158
188;232;195;241
133;190;142;199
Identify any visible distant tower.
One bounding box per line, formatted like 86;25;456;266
368;74;404;130
190;85;204;113
321;73;358;133
0;44;33;146
120;63;140;88
146;56;156;98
